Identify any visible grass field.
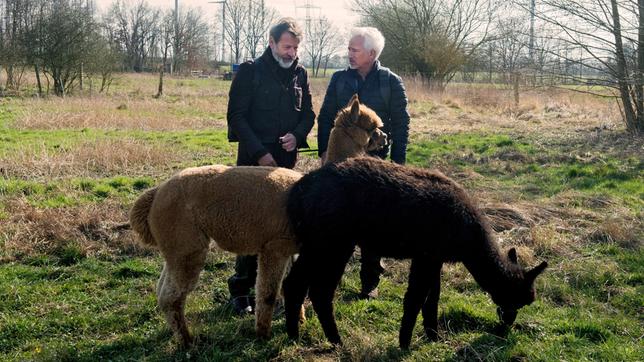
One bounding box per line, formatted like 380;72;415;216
0;73;642;361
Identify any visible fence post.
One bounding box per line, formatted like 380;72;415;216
514;72;520;107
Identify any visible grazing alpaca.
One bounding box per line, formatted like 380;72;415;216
129;95;386;346
282;157;548;349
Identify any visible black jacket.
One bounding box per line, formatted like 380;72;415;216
317;61;410;164
227;47;315;161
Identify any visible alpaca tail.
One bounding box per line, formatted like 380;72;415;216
129;187;158;247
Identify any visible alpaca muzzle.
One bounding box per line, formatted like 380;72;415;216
367;129;388;151
497;306;518;326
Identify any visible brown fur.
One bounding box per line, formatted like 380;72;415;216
129;95;382;346
325;95;387;164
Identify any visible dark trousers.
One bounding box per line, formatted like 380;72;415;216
227;143;385;298
228;142;296;298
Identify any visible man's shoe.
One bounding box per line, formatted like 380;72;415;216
358;287;379;300
273;298;285;317
230;296;254;315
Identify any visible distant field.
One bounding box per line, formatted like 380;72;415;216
0;72;642;361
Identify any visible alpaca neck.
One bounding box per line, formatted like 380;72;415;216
324;128;365;165
462;237;516;297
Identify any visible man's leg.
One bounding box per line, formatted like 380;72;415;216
226;143;259;315
359;248;384;299
227;255;258;315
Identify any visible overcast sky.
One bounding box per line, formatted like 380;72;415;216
95;0;359;29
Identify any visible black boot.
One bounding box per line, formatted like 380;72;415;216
227;255;258;315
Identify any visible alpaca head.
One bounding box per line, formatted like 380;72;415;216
335;94;388;152
493;248;548;326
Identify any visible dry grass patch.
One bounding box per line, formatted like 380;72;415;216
482;203;535;232
294;155;321;174
1;198;146;262
586;216;642;249
1;138;184;179
13;96;227;131
406;81;623;138
483;191;640;259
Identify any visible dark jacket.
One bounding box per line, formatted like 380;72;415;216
317;61;410;164
227;47;315;162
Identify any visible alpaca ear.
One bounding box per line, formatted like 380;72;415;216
350;95;360;123
507;248;518;264
527;261;548;282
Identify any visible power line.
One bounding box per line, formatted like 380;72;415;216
295;0;320;31
209;0;227;62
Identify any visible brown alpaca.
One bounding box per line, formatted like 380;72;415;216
283;158;548;349
325;96;386;164
129;95;386;346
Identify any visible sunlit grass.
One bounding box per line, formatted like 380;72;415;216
0;73;641;361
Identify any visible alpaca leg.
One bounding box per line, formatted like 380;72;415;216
399;258;432;349
421;262;442;341
283;251;312;340
157;249;208;347
308;247;353;345
156;262;168;300
255;251;290;338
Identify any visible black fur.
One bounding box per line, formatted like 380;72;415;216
282;157;547;349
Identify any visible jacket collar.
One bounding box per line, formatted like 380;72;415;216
346;60;380;80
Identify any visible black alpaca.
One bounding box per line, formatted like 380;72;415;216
282;157;548;349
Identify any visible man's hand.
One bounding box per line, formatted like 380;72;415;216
258;153;278;167
279;133;297;152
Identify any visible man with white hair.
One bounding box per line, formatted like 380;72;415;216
317;27;410;299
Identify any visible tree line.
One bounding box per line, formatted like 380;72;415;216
0;0;642;133
0;0;342;97
0;0;216;96
356;0;643;134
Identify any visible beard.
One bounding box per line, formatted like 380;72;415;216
271;48;295;69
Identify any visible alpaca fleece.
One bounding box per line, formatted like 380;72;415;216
283;157;547;349
129;95;385;346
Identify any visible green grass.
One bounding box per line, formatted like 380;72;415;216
0;128;235;158
1;247;641;361
0;75;642;361
408;133;643;207
0;176;158;208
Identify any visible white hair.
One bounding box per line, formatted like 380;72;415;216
350;27;385;60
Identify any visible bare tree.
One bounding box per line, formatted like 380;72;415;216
173;7;211;72
304;16;342;77
26;0;98;97
243;0;277;59
104;0;160;72
155;10;174;97
489;16;530;83
0;0;34;91
353;0;498;90
224;0;247;63
515;0;643;134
